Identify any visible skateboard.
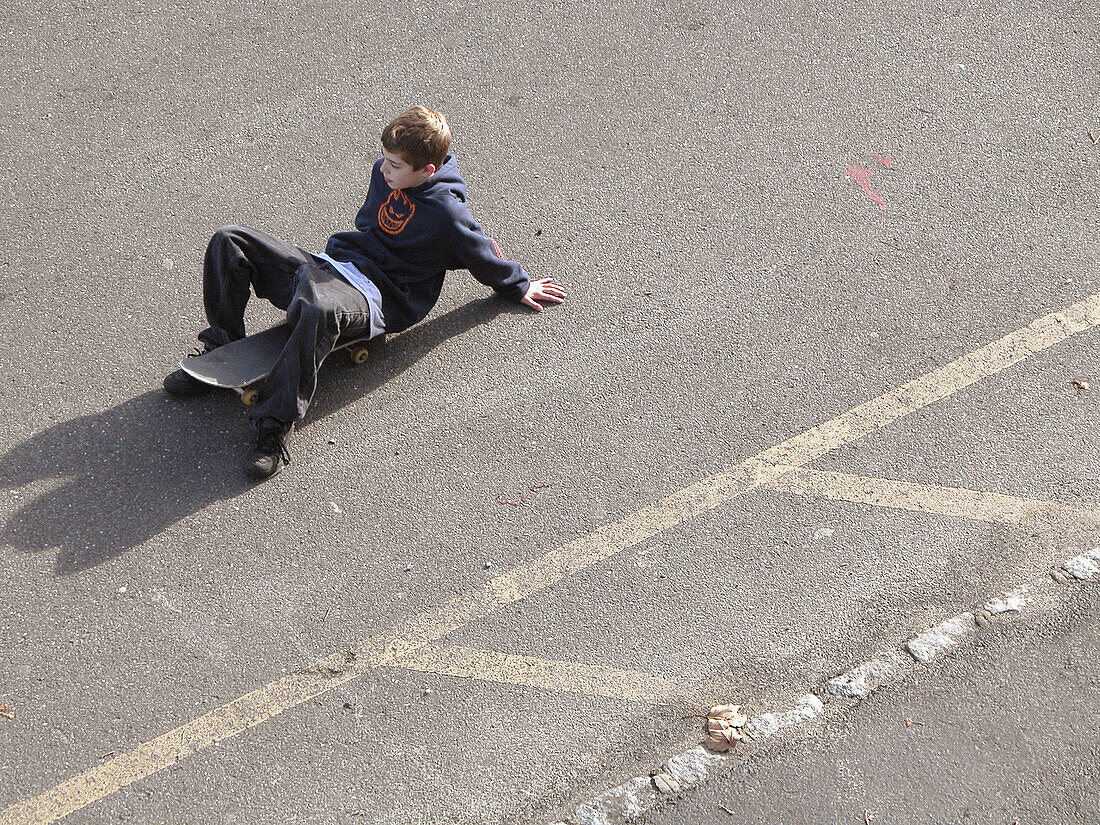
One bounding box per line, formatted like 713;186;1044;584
179;324;374;406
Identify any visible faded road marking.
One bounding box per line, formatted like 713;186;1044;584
390;644;688;704
845;164;887;210
0;663;359;825
5;292;1100;825
765;465;1100;528
758;293;1100;468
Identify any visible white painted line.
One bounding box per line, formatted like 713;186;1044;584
825;652;911;699
569;777;654;825
985;585;1032;615
906;613;977;663
553;548;1098;824
744;694;825;740
661;747;726;788
1062;547;1100;580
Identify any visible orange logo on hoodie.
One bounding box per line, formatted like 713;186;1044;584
378;190;415;235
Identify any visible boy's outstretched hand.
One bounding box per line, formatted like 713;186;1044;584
521;277;568;312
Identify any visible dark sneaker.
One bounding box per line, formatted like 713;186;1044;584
246;418;293;479
163;347;216;397
163;367;214;397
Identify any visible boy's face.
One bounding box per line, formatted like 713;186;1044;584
380;148;436;190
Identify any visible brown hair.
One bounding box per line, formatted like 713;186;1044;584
381;106;451;170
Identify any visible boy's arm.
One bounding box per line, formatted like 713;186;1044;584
447;203;531;301
448;202;568;310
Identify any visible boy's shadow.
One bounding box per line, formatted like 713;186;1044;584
1;298;510;575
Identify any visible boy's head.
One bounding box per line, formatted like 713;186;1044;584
380;106;451;189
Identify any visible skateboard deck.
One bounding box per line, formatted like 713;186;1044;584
179;324;373;405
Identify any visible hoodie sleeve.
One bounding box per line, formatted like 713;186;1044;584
447;201;530;301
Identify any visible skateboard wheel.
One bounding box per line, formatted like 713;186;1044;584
241;388;260;406
349;345;369;365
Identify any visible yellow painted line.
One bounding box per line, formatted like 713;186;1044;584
5;292;1100;825
758;295;1100;468
390;644;688;704
0;662;359;825
765;465;1100;528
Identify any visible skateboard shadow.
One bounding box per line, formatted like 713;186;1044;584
0;297;512;575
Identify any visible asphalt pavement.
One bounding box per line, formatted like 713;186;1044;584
1;1;1098;824
640;582;1100;825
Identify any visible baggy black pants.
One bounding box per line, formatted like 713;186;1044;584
197;225;374;425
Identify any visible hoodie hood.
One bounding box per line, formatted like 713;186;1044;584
410;154;466;203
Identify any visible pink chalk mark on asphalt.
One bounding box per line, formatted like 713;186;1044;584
871;153;893;168
845;164;887;210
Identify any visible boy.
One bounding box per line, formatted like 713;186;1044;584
164;106;567;479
